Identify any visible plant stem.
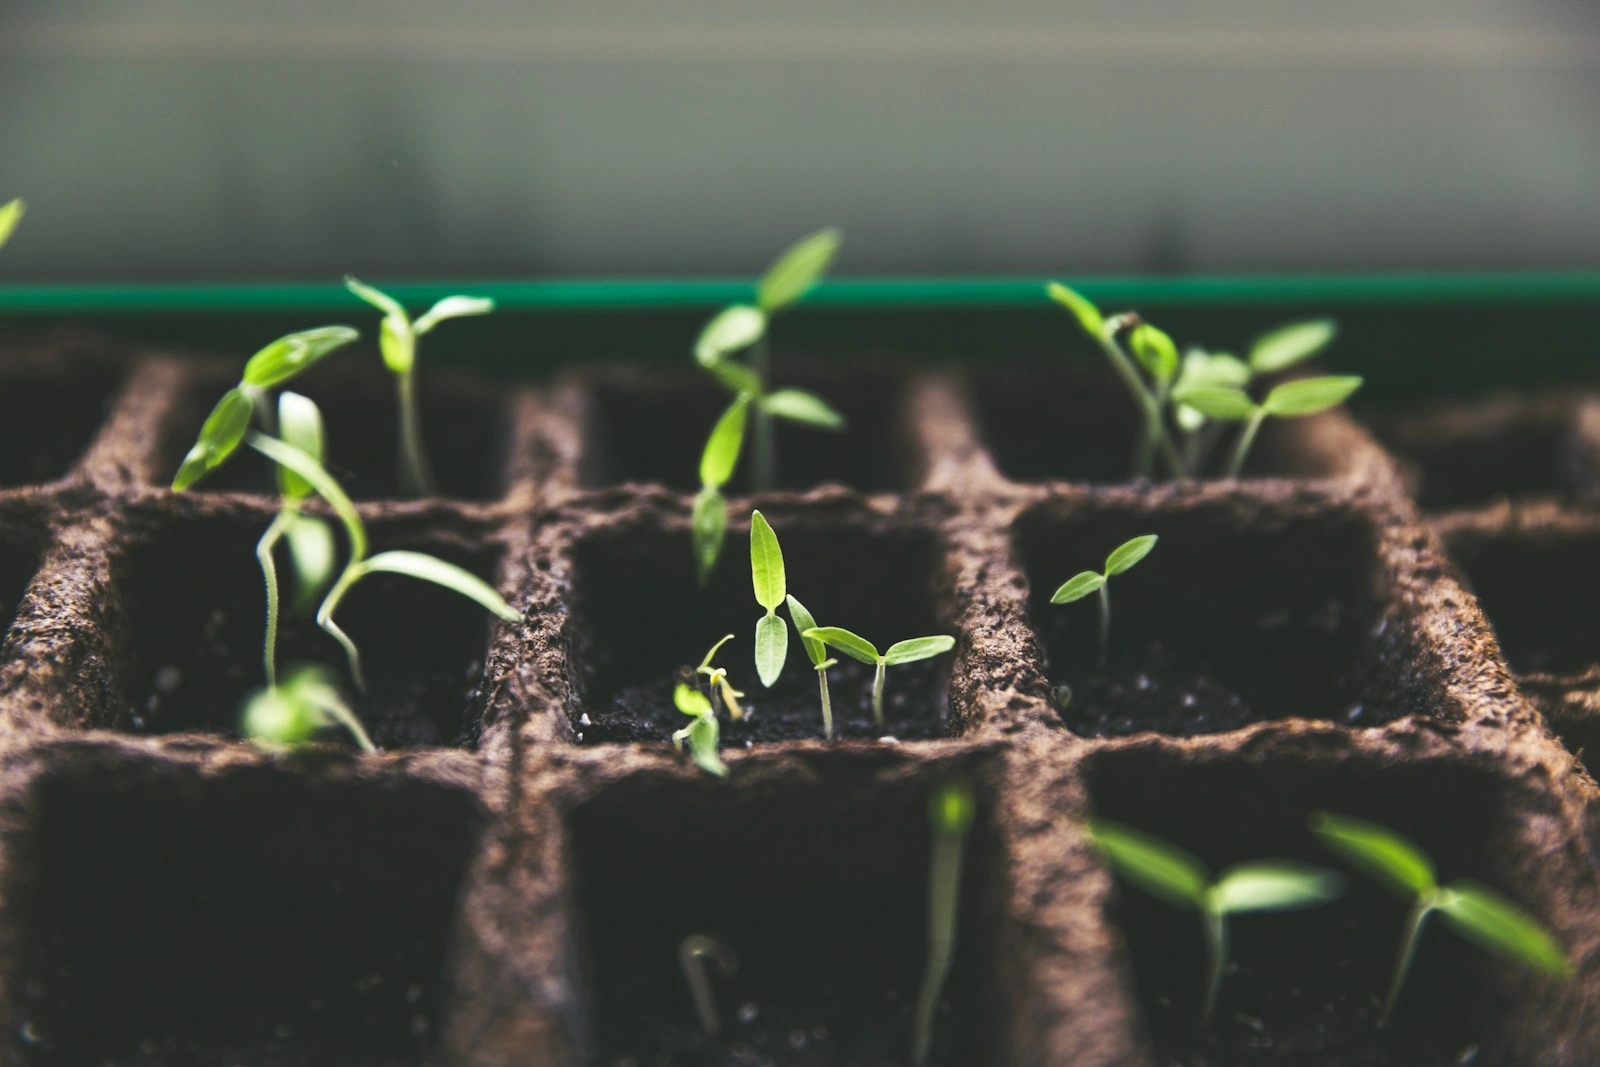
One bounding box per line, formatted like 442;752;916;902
818;666;834;740
255;509;295;687
911;811;967;1065
1094;327;1185;479
1096;582;1111;669
679;935;728;1038
396;369;436;497
872;658;887;726
317;564;368;692
1381;896;1435;1028
751;335;776;492
1201;906;1228;1024
1227;409;1268;479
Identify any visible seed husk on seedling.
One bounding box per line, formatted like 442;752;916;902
1311;811;1571;1027
911;777;976;1066
0;197;24;251
345;276;495;497
785;594;839;739
672;683;728;778
695;634;746;722
241;664;375;753
692;394;750;584
801;627;956;728
749;510;790;687
1086;818;1343;1023
1051;534;1157;668
679;933;738;1036
1174;374;1363;479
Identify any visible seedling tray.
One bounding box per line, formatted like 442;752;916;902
0;276;1597;1067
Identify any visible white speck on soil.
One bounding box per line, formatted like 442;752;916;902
154;665;183;694
737;1002;760;1024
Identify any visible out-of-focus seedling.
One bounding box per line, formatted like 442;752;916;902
1051;534;1158;668
912;777;976;1066
0;197;24;251
1311;811;1571;1027
673;683;728;778
241;664;375;753
785;594;839;739
679;933;738;1037
693;393;750;584
1174;374;1363;479
695;634;746;722
749;510;790;687
1087;818;1343;1023
801;627;956;728
344;276;495;497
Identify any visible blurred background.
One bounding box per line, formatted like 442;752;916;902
5;1;1600;281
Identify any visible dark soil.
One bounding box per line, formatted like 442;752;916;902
0;370;123;486
1444;528;1600;677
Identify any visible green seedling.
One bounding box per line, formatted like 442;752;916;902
673;683;728;777
785;594;839;740
1311;811;1570;1026
801;627;956;728
1087;818;1343;1023
749;510;789;687
246;432;520;692
0;198;23;251
695;634;746;722
345;276;495;497
679;934;738;1036
912;778;976;1066
1174;374;1363;479
1051;534;1158;668
693;394;750;584
241;664;375;753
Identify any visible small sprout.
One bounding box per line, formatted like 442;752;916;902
1173;375;1363;478
679;934;738;1037
911;778;975;1066
1311;811;1570;1026
801;627;956;728
345;276;495;497
1087;818;1343;1023
242;665;375;753
673;683;728;778
1051;534;1157;668
0;197;24;251
692;394;751;584
785;594;838;740
696;634;746;722
749;511;789;687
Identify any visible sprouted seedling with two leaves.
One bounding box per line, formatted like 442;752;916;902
672;683;728;778
749;510;791;688
784;594;838;740
1051;534;1157;668
802;628;956;729
695;634;746;722
1311;811;1571;1026
911;778;976;1067
242;664;374;753
1086;818;1344;1023
344;276;495;497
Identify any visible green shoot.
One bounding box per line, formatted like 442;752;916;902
749;510;789;687
696;634;746;722
344;276;495;497
1087;818;1343;1023
1051;534;1157;668
679;933;738;1036
801;627;955;728
785;594;839;740
0;197;23;251
1311;811;1570;1026
693;393;751;584
242;665;375;753
1174;376;1364;479
246;432;519;692
1249;319;1339;376
912;778;975;1066
673;683;728;777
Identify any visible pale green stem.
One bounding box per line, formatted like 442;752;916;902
1201;906;1228;1024
397;369;436;497
255;509;296;687
322;699;377;753
1227;409;1269;479
872;658;887;726
1094;328;1185;479
679;935;726;1038
1134;376;1176;478
751;335;776;492
1097;582;1111;669
1381;896;1436;1029
912;814;968;1065
1181;427;1203;477
818;665;834;740
317;564;368;693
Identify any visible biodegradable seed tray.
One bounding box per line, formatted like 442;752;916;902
0;331;1594;1067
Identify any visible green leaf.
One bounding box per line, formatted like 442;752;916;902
1209;862;1344;915
930;778;976;836
284;513;337;610
358;550;520;622
883;635;956;665
1130;324;1178;381
414;295;494;335
786;594;827;667
758;228;841;312
802;626;879;665
692;485;728;585
1171;385;1257;421
695;305;767;367
1085;819;1208;909
1310;812;1436;898
246;432;368;561
286;665;375;752
749;510;786;612
242;326;361;388
1262;376;1363;418
1436;882;1571;978
1050;571;1105;604
1178;350;1251;391
0;198;23;251
700;394;751;489
687;713;728;777
1250;319;1338;375
275;391;325;501
1046;281;1104;336
173;387;255;490
377;314;415;375
761;389;845;430
241;683;320;749
343;274;407;319
755;613;789;687
704;357;763;396
698;633;736;673
674;682;714;717
1105;534;1158;576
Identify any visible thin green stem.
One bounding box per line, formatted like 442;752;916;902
817;666;834;740
317;564;368;692
751;335;776;492
1227;409;1268;479
912;819;967;1065
255;509;295;687
397;369;436;497
1097;582;1111;669
872;658;887;726
1094;328;1185;479
1201;906;1228;1024
1381;896;1436;1028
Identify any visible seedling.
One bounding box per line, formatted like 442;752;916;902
1086;818;1343;1023
679;934;738;1037
0;197;23;251
695;634;746;722
692;394;750;584
911;777;976;1066
749;510;790;687
1173;374;1363;478
242;664;375;753
785;594;839;739
673;683;728;778
1311;811;1571;1026
801;627;956;728
1051;534;1158;668
344;276;495;497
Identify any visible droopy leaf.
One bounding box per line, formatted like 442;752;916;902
786;594;827;667
1171;385;1257;421
686;712;728;777
883;635;956;665
242;326;361;388
1046;281;1105;336
1051;571;1105;604
1436;882;1571;979
247;432;367;561
698;633;736;674
414;295;495;335
0;198;23;250
173;386;254;490
1209;862;1344;915
276;391;325;501
343;274;407;320
692;485;728;586
749;510;786;611
1250;319;1338;375
1105;534;1158;576
674;682;714;717
755;613;788;687
695;305;767;367
1310;812;1437;898
1130;324;1178;381
758;228;840;312
1086;819;1208;909
762;389;845;430
700;394;751;489
1262;375;1363;418
803;626;880;665
358;550;520;622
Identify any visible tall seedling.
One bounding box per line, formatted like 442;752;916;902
785;594;838;739
911;778;976;1066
